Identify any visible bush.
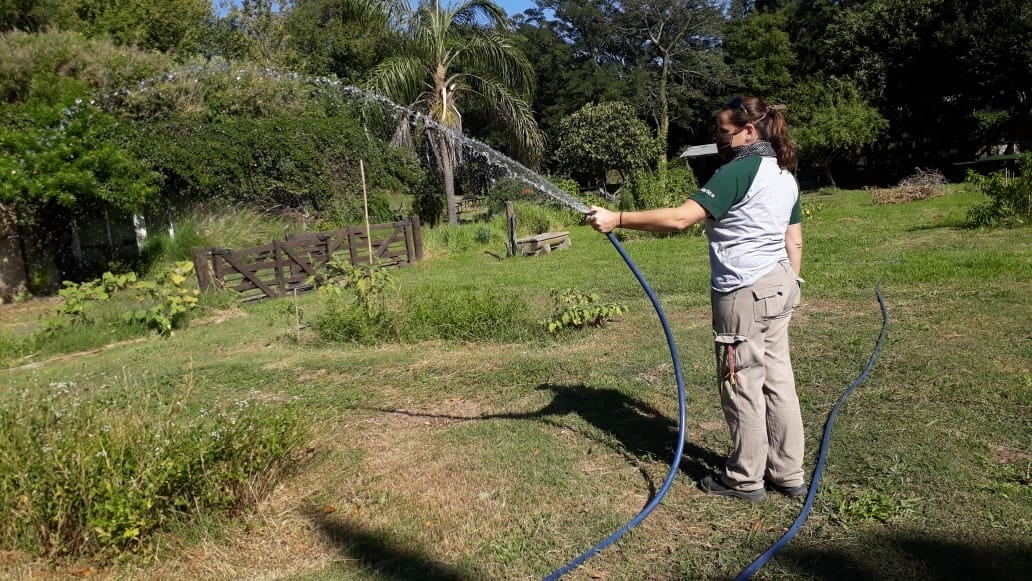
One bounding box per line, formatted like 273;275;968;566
0;389;306;559
626;165;699;211
412;172;446;227
542;288;627;336
401;286;535;342
966;154;1032;227
125;114;425;216
312;261;398;345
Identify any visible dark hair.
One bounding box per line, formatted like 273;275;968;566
723;96;797;172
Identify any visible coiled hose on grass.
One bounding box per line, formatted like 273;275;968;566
545;234;889;580
735;284;889;580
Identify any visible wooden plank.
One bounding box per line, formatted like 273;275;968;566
218;251;279;299
274;240;285;296
192;247;212;290
411;215;423;261
278;240;322;278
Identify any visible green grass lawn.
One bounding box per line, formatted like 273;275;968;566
1;187;1030;580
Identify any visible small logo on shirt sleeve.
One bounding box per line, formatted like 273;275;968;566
700;188;715;198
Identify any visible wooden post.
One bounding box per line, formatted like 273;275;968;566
192;247;212;291
347;226;360;267
505;202;517;257
273;239;286;297
360;160;373;265
410;215;423;261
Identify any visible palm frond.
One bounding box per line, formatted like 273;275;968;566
364;56;429;107
462;74;544;165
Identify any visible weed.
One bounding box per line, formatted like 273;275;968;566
966;153;1032;226
542;288;627;336
0;385;306;560
312;260;398;344
823;486;916;527
400;286;535;342
123;261;200;336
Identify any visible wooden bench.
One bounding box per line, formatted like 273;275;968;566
515;231;571;256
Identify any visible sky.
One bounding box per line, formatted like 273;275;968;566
494;0;537;16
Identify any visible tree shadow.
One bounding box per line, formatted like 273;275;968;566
373;382;724;486
778;532;1032;580
304;507;470;581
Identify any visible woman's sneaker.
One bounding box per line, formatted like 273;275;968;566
699;475;767;503
769;481;808;498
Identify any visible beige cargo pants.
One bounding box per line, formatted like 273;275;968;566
710;261;804;492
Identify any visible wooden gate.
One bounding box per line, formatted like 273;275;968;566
193;216;423;301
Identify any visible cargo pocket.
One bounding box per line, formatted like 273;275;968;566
752;284;788;321
712;287;753;344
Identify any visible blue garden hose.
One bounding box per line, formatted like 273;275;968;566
543;232;688;580
544;231;890;580
735;284;889;580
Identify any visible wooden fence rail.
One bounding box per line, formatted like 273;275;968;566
192;216;422;301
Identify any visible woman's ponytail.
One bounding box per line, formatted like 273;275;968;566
765;107;797;173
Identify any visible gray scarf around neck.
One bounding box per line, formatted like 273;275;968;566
729;140;776;162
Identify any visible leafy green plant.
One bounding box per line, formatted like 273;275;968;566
45;271;139;331
123;262;199;336
542;288;627;336
823;486;916;527
966;154;1032;227
312;259;398;344
802;200;825;219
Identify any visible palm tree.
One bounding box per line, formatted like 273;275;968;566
365;0;543;225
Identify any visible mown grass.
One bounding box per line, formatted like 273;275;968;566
1;185;1029;579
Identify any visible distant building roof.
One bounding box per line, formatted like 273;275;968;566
680;143;718;158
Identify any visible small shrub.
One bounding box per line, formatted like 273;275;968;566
625;165;699;211
516;204;553;235
966;154;1032;227
122;262;200;336
312;260;398;344
0;388;306;559
475;226;495;244
802;200;825;219
401;287;535;342
542;288;627;336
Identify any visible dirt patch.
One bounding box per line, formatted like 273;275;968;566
990;443;1032;464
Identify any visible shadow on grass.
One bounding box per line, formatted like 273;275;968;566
778;533;1032;580
304;508;470;581
372;382;724;484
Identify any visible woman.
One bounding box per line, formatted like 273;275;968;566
586;96;806;503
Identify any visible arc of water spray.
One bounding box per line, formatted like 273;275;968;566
75;63;590;215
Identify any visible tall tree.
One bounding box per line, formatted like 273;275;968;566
0;0;79;32
283;0;398;82
366;0;543;225
618;0;726;172
789;78;887;187
74;0;212;55
515;3;636;142
722;8;795;100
